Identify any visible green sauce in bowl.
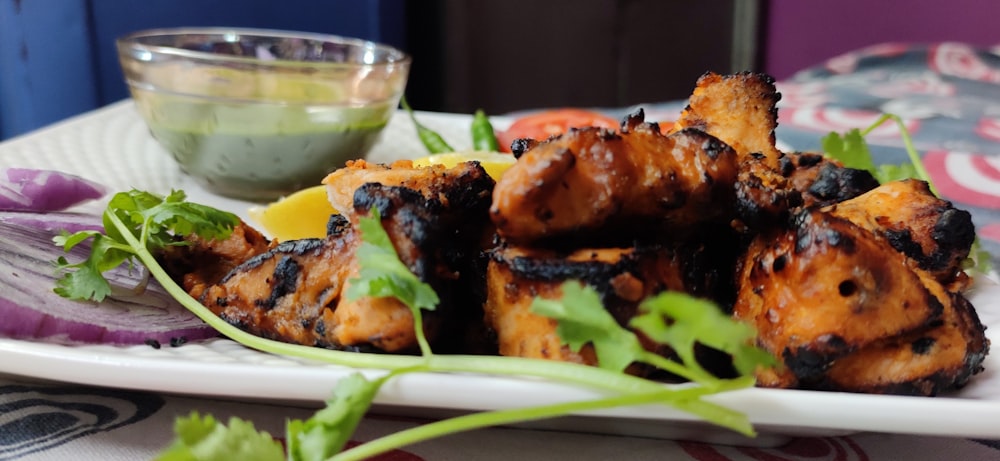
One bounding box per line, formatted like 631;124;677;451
133;89;391;201
118;28;410;201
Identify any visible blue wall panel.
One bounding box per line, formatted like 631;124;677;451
0;0;406;140
0;0;100;140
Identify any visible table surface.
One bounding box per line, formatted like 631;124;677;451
2;42;1000;460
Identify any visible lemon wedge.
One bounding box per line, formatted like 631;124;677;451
248;185;336;241
249;152;514;241
412;151;516;180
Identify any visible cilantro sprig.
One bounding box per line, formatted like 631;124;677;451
532;282;777;386
344;208;439;357
55;193;773;460
53;189;240;301
821;113;992;273
821;113;930;187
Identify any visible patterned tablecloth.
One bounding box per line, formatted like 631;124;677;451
632;42;1000;265
1;42;999;460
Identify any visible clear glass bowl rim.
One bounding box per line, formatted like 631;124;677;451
116;26;412;69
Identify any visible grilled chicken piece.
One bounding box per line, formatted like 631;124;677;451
671;71;782;168
160;220;273;300
323;159;492;219
784;153;880;208
491;110;738;245
484;245;685;368
484;231;741;372
735;205;987;395
819;289;988;395
734;152;880;230
734;209;947;383
824;179;975;287
170;162;496;352
734;154;801;230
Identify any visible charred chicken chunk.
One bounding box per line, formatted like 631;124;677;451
734;152;880;230
824;179;975;286
734;209;948;385
169;162;495;353
819;289;988;396
160;220;273;300
671;71;783;168
734;203;987;395
485;245;686;368
323;159;493;220
784;153;880;208
491;111;738;245
484;228;742;372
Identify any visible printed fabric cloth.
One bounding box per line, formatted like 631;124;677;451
2;42;1000;461
635;42;1000;267
2;377;999;461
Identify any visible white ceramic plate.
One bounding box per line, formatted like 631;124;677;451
1;101;999;446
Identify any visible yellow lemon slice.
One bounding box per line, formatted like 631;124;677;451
412;151;516;180
248;185;336;241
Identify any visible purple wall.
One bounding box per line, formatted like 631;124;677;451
763;0;1000;79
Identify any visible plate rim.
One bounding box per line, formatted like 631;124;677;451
1;101;999;443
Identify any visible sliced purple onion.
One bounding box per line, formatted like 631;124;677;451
0;168;106;212
0;210;104;234
0;217;218;346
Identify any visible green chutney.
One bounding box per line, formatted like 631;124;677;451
133;89;390;201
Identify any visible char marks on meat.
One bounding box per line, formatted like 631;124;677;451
823;178;975;287
159;71;989;397
166;161;496;353
733;187;986;395
671;71;782;168
490;109;739;246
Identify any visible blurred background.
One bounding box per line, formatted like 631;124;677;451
1;0;997;141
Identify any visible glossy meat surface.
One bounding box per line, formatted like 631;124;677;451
168;161;496;353
671;71;782;168
824;178;975;286
160;220;273;300
734;205;987;395
484;245;687;368
734;151;881;230
157;72;989;397
491;111;738;244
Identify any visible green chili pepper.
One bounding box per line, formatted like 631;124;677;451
471;109;500;152
401;96;454;154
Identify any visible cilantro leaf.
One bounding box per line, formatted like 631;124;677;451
530;281;646;372
155;412;284;461
287;373;388;461
58;189;764;459
52;189;240;301
631;292;778;377
873;162;920;184
821;129;876;172
345;208;439;312
821;129;919;184
344;208;440;357
531;281;777;384
822;113;993;273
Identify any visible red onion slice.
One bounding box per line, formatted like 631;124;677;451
0;168;106;212
0;215;218;346
0;210;104;234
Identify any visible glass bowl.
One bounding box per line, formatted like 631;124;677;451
117;27;410;201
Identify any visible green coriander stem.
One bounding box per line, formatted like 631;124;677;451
858;113;891;138
887;114;935;193
409;307;434;359
104;211;756;439
639;350;717;385
860;113;936;195
331;378;754;461
107;208;685;397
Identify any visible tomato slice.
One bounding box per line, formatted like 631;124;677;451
495;109;620;152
